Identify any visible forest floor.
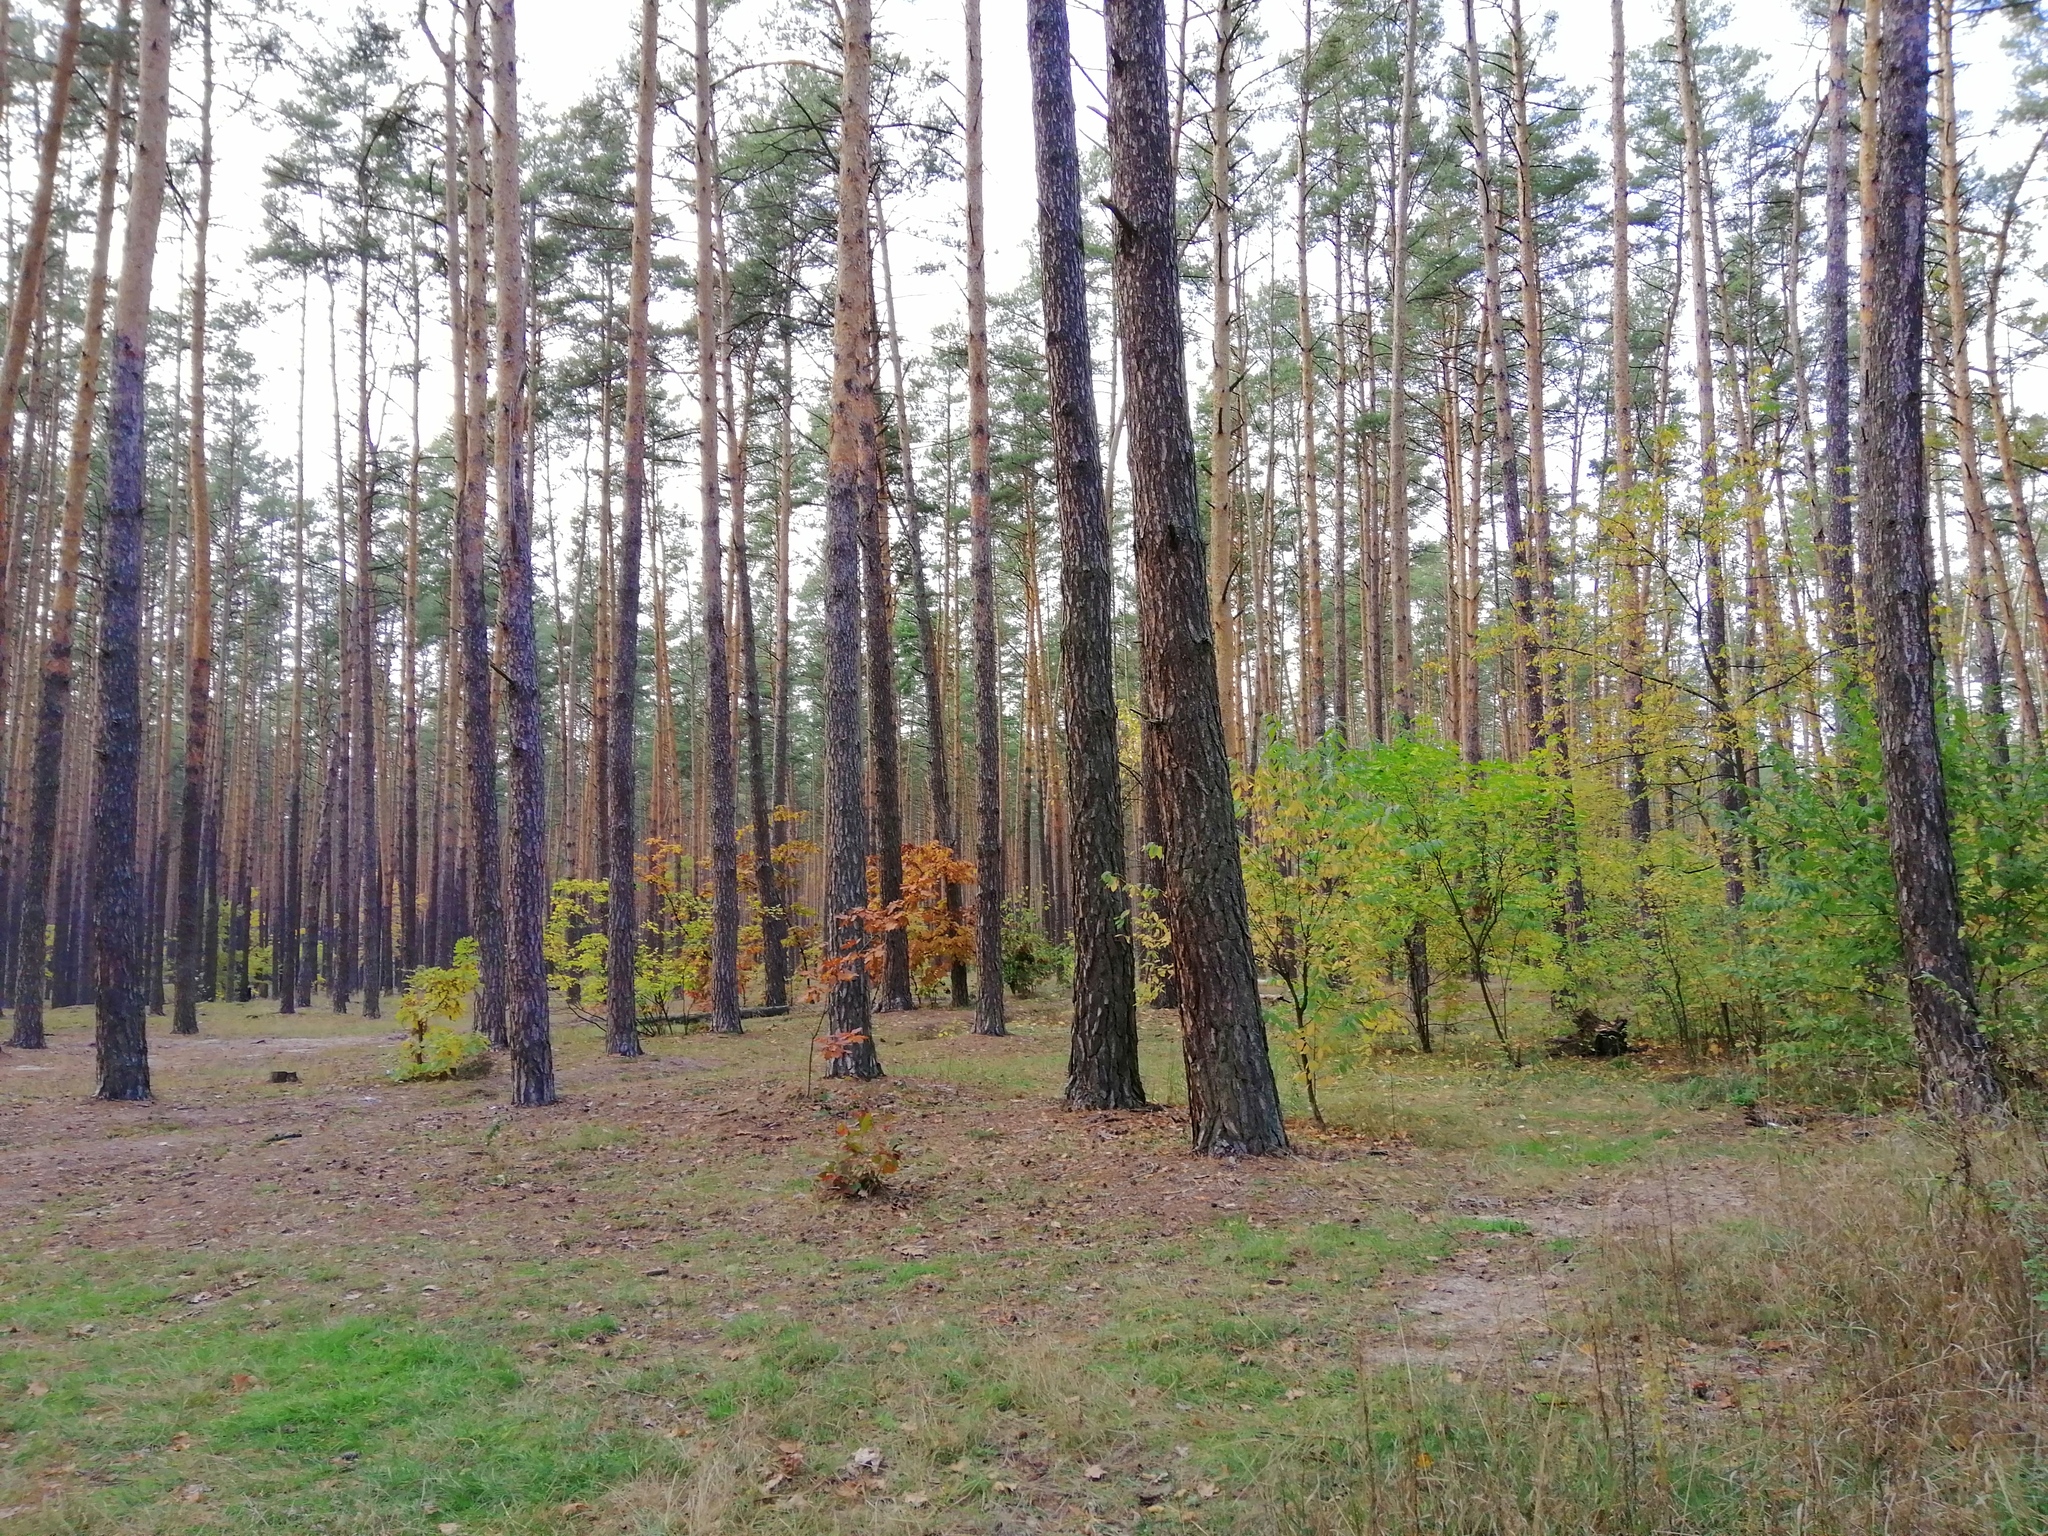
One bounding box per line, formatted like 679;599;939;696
2;997;2041;1534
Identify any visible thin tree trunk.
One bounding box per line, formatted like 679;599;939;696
1819;0;1858;671
1386;0;1418;731
1105;0;1285;1155
967;0;1004;1039
693;0;741;1036
607;0;657;1055
875;203;962;1007
1860;0;2000;1117
172;1;215;1037
456;0;506;1045
1031;0;1143;1109
1208;0;1242;759
12;5;120;1049
1612;0;1649;846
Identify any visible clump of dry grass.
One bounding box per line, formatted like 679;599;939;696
1301;1125;2048;1535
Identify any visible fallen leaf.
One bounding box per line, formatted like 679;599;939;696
24;1381;47;1399
439;1524;461;1534
1197;1481;1220;1499
719;1348;747;1361
992;1480;1018;1493
229;1374;257;1393
169;1433;192;1451
947;1458;970;1474
848;1447;885;1474
1084;1464;1106;1481
887;1341;908;1355
1283;1388;1307;1401
776;1442;805;1476
558;1501;590;1515
758;1473;788;1498
178;1484;207;1503
902;1491;930;1506
68;1324;96;1338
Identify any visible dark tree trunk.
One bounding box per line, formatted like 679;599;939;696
1104;0;1286;1155
966;0;1004;1039
1859;0;2001;1117
822;0;881;1078
460;0;507;1047
92;0;174;1101
607;0;657;1056
491;0;556;1105
694;0;741;1037
1030;0;1143;1109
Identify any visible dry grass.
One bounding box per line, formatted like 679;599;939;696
1;999;2042;1532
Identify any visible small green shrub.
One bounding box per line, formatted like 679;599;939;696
390;1023;493;1082
1001;900;1067;997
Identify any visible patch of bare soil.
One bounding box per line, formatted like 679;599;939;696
1370;1165;1756;1369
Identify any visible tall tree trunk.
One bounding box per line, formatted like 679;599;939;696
875;205;963;1007
607;0;657;1055
490;0;556;1104
1675;0;1746;906
1461;0;1543;758
92;0;174;1101
1294;0;1323;741
1208;0;1242;758
694;0;741;1036
459;0;507;1046
12;2;118;1049
822;0;881;1077
1860;0;2000;1117
1934;0;2007;759
0;0;82;732
172;0;215;1037
1611;0;1650;847
1105;0;1286;1155
1819;0;1858;671
1030;0;1143;1109
1386;0;1418;731
967;0;1004;1039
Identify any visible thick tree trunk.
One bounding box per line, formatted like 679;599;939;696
490;0;556;1105
967;0;1004;1039
1859;0;2001;1117
1105;0;1286;1155
1030;0;1143;1109
12;6;118;1049
694;0;741;1037
93;0;174;1101
822;0;881;1077
606;0;658;1056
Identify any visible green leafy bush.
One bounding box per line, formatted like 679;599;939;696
390;1022;493;1082
1000;899;1067;997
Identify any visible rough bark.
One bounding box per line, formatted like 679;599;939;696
490;0;557;1104
1105;0;1286;1155
1859;0;2001;1118
1030;0;1144;1110
93;0;174;1102
822;0;881;1077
